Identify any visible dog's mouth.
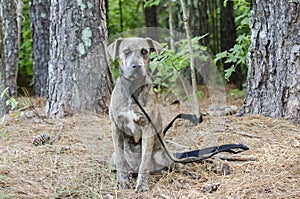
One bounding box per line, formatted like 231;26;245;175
123;67;147;80
125;73;146;81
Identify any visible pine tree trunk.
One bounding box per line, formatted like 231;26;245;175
238;1;300;124
220;0;243;90
30;0;50;97
1;0;19;96
0;15;6;117
45;0;113;118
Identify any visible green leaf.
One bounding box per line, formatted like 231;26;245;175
224;66;236;81
214;51;228;64
0;87;9;98
144;0;160;7
0;130;8;138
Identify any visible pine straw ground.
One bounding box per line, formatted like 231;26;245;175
0;96;299;199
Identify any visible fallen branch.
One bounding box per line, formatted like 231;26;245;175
233;131;261;139
215;154;257;161
16;105;34;112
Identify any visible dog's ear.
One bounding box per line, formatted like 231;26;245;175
107;38;123;60
145;37;161;56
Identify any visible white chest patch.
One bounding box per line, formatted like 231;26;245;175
116;110;142;142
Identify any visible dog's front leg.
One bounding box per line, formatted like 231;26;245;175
135;126;154;193
112;123;131;189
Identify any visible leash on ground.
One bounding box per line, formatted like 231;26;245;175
132;94;249;164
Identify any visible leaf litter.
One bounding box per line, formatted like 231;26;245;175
0;97;299;199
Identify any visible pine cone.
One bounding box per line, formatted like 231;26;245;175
32;133;50;146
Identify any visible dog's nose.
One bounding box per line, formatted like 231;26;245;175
131;63;141;69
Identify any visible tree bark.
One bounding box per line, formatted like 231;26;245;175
0;15;6;117
30;0;50;97
220;0;243;90
1;0;20;96
45;0;113;118
238;1;300;124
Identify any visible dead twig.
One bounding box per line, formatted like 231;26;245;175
16;104;34;112
165;139;191;149
233;131;261;139
215;154;257;161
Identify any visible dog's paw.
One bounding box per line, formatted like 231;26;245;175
117;172;131;190
117;180;131;190
134;115;146;126
135;182;148;193
135;175;148;193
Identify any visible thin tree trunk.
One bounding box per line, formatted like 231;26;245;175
0;15;6;116
1;0;20;96
192;0;209;46
220;0;243;89
30;0;50;97
180;0;201;118
16;0;22;55
144;3;158;40
175;0;209;46
45;0;113;118
105;0;108;21
238;0;300;124
168;0;175;51
119;0;123;32
207;0;219;54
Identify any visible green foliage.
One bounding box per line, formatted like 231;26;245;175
1;87;19;110
150;36;208;95
110;59;120;82
0;129;8;138
107;0;145;37
215;0;250;81
144;0;160;8
19;0;33;83
228;87;246;99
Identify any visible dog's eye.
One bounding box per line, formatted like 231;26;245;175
141;49;148;55
123;49;131;56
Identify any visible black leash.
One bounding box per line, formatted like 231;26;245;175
131;95;249;164
163;113;203;136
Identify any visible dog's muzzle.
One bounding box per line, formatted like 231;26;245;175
123;62;146;80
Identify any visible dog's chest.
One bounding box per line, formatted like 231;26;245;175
115;105;145;142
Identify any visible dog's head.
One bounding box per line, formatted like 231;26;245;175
108;37;161;80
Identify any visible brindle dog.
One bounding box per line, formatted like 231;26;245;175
108;37;173;192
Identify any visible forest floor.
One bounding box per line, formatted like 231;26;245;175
0;89;299;199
